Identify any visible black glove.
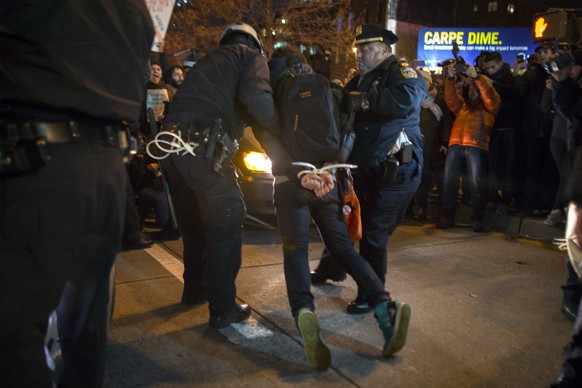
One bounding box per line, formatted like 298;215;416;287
348;91;370;112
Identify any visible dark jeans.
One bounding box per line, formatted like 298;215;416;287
0;142;126;387
441;145;489;221
137;187;170;228
161;152;245;318
123;176;144;240
416;166;444;208
563;258;582;312
561;280;582;382
550;136;573;211
274;180;388;317
488;127;517;204
523;135;558;211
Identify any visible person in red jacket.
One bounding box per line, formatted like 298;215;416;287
436;61;501;232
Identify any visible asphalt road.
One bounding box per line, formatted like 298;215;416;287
106;217;571;387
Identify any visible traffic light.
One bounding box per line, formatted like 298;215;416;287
532;9;582;44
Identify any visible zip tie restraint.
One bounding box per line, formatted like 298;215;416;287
292;162;358;179
145;130;198;160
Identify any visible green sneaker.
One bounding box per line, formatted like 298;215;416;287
297;308;331;370
374;300;412;358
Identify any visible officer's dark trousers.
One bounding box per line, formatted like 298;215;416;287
0;143;126;387
560;286;582;383
274;180;389;318
355;159;421;290
161;152;245;319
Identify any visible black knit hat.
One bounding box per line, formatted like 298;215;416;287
535;42;557;53
354;24;398;46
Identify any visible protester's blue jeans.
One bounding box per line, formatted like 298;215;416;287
441;144;489;221
274;180;388;317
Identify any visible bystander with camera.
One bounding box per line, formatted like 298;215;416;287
436;61;501;232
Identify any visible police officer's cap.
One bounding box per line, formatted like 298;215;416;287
354;24;398;46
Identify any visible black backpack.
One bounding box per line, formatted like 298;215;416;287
275;71;341;165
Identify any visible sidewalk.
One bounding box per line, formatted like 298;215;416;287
424;200;565;242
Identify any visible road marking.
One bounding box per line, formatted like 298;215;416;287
144;243;274;339
231;317;273;338
144;244;184;283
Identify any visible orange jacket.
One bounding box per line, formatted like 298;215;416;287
444;75;500;151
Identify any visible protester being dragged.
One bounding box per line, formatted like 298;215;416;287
258;44;414;370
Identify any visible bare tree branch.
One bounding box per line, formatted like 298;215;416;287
166;0;358;75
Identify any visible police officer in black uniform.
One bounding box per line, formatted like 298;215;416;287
159;23;280;328
0;1;154;387
320;25;427;313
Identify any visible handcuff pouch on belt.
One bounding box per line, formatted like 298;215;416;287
0;120;132;178
0;129;50;178
381;142;413;183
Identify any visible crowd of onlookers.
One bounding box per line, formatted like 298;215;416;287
406;43;582;231
127;42;582;245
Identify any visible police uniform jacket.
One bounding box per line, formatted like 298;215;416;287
166;44;279;140
344;56;427;167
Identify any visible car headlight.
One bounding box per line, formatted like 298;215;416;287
243;151;272;173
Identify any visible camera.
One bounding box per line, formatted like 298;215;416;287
543;52;575;74
516;53;526;63
439;59;455;67
454;63;469;74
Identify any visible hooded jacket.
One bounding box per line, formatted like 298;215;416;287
444;74;501;151
486;62;526;130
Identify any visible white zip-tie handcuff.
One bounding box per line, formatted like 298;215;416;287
292;162;358;179
145;130;199;160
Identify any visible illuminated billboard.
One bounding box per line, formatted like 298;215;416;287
417;27;534;68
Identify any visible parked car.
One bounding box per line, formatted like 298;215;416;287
234;127;276;219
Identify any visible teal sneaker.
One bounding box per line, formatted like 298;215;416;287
296;308;331;370
374;300;412;358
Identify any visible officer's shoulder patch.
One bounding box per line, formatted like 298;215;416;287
400;65;418;79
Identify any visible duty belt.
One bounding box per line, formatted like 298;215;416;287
0;119;131;151
162;122;209;143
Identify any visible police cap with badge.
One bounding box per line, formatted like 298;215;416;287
354;25;417;80
354;24;399;47
349;25;419;112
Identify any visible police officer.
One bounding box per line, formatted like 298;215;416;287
0;1;154;387
159;23;280;328
341;25;426;313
